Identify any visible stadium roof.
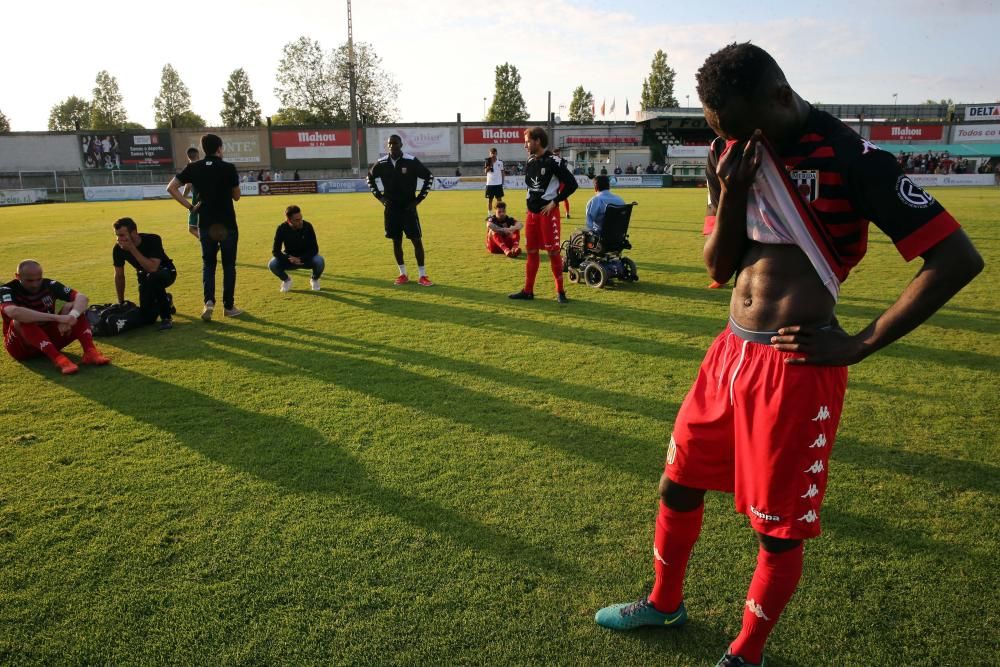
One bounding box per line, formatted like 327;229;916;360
885;143;1000;156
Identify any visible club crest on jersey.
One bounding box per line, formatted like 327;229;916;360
401;167;407;174
541;167;546;175
790;169;819;202
896;175;934;208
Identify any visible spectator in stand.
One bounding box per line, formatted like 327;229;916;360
293;170;301;181
614;165;623;175
600;165;608;176
257;169;265;182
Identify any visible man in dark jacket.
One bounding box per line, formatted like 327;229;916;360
366;134;435;286
268;204;324;292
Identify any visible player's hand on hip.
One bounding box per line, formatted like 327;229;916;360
717;130;763;194
771;324;865;366
541;201;557;215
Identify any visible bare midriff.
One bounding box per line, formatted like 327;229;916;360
730;242;835;331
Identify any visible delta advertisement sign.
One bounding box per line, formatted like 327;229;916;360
869;125;944;141
271;130;360;160
463;127;528;144
964;105;1000;121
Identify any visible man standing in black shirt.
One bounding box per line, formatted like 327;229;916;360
367;134;435;286
167;133;243;320
509;127;577;303
112;217;176;330
268;204;324;292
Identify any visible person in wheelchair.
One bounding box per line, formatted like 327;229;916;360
563;175;638;288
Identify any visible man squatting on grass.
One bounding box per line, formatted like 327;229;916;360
1;260;110;375
167;133;243;321
113;217;177;331
270;204;324;292
509;127;577;303
367;134;435;286
594;43;983;667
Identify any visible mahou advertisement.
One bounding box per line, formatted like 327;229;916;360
463;127;528;144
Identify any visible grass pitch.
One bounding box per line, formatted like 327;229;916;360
0;187;997;665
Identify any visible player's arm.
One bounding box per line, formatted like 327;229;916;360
124;244;160;274
230;164;241;201
114;265;127;303
167;176;198;212
366;164;385;202
272;227;287;262
774;149;984;366
1;303;74;325
553;159;578;202
704;133;758;284
305;224;319;257
415;160;433;204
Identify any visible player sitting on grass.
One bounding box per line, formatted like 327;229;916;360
1;260;110;375
485;202;523;257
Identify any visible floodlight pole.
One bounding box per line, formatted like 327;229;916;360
347;0;360;176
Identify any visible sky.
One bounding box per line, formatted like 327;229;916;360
2;0;998;131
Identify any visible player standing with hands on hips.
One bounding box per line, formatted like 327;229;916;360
594;42;983;667
509;127;577;303
367;134;435;286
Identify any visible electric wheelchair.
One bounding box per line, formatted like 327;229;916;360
562;201;638;289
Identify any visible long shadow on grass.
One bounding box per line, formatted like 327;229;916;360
56;365;576;575
182;318;669;480
832;436;999;496
238;313;679;425
335;275;730;342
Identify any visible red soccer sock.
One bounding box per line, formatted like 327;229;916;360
524;252;540;293
71;316;98;354
729;543;804;664
548;253;564;293
17;323;66;362
648;501;704;613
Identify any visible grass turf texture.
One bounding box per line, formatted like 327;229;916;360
0;188;996;665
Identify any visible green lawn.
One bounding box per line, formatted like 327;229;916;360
0;187;996;665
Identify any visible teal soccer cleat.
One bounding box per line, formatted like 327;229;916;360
594;597;687;630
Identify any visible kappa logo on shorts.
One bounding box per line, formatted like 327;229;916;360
811;406;830;421
801;484;820;499
804;460;825;474
666;436;677;465
798;510;819;523
809;433;827;448
750;505;781;522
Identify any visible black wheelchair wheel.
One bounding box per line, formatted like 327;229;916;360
584;263;608;288
622;257;638;282
567;267;580;283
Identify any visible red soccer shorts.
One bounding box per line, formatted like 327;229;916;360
666;323;848;540
486;229;521;255
524;209;561;252
4;321;83;360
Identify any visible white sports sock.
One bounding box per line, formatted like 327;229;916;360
418;266;427;278
398;264;407;276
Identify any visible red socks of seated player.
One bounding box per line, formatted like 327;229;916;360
729;543;804;664
648;501;704;614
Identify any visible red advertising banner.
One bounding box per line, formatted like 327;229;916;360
869;125;944;141
563;136;641;145
463;127;528;144
271;130;359;160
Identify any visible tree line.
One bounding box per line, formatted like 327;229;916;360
0;46;680;133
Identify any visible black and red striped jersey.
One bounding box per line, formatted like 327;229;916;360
1;278;77;335
704;106;960;283
524;151;578;213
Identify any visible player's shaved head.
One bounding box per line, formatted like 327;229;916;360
696;42;787;111
16;259;41;276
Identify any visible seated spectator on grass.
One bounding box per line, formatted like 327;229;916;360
269;205;324;292
113;218;177;331
585;175;625;236
1;260;110;375
485;202;523;257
